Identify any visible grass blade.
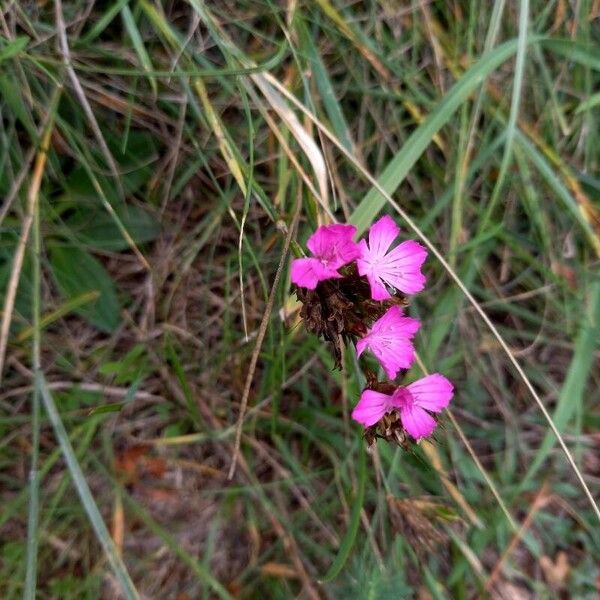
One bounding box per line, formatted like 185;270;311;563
0;36;29;62
36;373;139;599
320;441;366;582
522;281;600;485
120;4;157;95
16;290;101;342
479;0;529;232
120;490;234;600
79;0;130;44
24;385;40;600
541;38;600;71
348;36;539;235
296;17;356;155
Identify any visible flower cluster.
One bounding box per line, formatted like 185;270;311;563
291;216;453;445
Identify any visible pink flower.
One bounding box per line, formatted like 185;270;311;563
356;215;427;300
291;224;360;289
356;306;420;379
351;374;453;440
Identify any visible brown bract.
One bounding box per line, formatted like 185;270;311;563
364;410;411;448
387;496;450;558
294;264;406;368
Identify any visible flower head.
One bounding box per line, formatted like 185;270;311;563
291;224;360;289
351;374;453;440
357;215;427;300
356;306;420;379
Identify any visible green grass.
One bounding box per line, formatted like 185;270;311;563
1;1;599;597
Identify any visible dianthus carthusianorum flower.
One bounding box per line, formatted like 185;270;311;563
356;306;420;379
357;215;428;300
351;374;453;440
291;224;360;289
291;217;453;445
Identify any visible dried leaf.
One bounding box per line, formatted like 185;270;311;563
260;562;298;579
111;494;124;557
540;551;570;590
114;445;150;484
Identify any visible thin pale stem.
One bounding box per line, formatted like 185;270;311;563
228;198;302;478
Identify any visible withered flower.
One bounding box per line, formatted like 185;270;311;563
387;496;451;557
294;263;400;368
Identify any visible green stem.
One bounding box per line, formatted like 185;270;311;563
24;88;61;600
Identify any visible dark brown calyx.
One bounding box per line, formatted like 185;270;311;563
294;266;406;369
364;410;410;449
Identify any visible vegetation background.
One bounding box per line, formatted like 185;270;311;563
0;0;599;598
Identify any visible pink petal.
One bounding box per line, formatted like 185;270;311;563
400;404;437;440
355;337;368;358
290;257;340;289
357;227;428;298
306;224;360;269
356;306;420;379
351;389;394;427
406;374;453;413
372;240;428;295
367;276;392;300
371;305;420;336
357;240;391;300
367;215;399;257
